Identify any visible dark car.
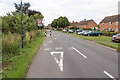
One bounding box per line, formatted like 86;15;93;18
68;30;74;33
83;31;102;36
112;34;120;43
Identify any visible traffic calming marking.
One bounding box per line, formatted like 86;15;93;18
73;47;87;59
104;71;117;80
50;51;64;71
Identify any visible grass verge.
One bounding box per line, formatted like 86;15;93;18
2;32;45;78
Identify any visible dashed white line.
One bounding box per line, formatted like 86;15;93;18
73;47;87;58
44;41;52;46
104;71;117;80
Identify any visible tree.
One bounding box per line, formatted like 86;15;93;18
14;2;30;13
51;16;70;29
51;19;58;28
57;16;70;28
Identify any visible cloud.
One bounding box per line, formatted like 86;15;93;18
0;0;119;25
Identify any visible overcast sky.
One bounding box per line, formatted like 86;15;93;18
0;0;119;25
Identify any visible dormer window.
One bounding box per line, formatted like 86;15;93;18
109;22;112;25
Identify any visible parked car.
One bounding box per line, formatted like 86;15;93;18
83;31;102;36
82;30;90;36
63;29;67;32
68;30;74;33
112;34;120;43
76;29;81;33
77;30;84;35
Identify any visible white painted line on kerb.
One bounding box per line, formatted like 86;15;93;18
104;71;117;80
51;51;64;71
73;47;87;58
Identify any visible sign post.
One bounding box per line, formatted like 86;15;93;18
38;19;43;27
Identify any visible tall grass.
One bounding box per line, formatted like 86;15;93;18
2;30;41;55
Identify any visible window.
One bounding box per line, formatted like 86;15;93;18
109;22;112;25
102;23;104;25
109;28;112;31
116;21;118;25
115;28;118;31
102;28;104;31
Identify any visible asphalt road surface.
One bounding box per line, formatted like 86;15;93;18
26;30;118;79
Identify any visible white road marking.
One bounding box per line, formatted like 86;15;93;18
55;47;63;51
73;47;87;58
104;71;117;80
44;41;52;46
51;51;64;71
44;48;50;51
55;38;57;40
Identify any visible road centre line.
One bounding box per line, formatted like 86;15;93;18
103;71;117;80
73;47;87;59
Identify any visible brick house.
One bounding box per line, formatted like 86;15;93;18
47;24;53;29
67;21;79;29
77;19;97;29
100;15;119;32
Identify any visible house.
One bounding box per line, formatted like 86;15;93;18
100;15;119;32
77;19;97;29
47;24;53;29
67;21;79;29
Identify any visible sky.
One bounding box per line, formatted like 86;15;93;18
0;0;119;25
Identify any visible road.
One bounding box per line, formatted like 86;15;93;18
26;30;118;79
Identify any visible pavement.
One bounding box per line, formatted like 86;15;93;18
26;30;118;79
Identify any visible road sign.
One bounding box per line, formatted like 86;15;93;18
38;19;42;26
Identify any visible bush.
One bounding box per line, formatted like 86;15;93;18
101;31;117;36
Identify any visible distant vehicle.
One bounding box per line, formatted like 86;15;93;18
76;29;84;35
68;30;74;33
83;31;102;36
112;34;120;43
54;29;57;31
76;29;81;33
82;30;90;36
63;29;67;32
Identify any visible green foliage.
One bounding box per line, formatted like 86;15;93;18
70;26;78;30
51;16;70;28
2;30;42;55
2;12;40;33
51;19;58;28
101;31;117;36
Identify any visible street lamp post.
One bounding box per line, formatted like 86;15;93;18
21;0;24;48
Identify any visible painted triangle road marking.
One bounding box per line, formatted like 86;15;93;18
50;51;64;71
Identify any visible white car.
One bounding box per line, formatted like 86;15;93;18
77;30;84;35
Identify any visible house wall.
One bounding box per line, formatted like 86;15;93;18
87;20;97;29
100;22;119;32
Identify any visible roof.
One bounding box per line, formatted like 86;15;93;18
78;19;93;25
100;15;120;23
70;22;78;26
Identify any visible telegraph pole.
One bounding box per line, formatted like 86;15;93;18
21;0;24;48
